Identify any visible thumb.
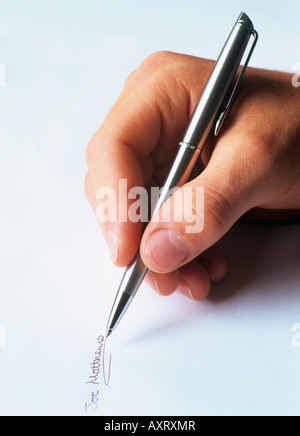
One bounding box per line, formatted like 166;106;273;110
140;139;262;273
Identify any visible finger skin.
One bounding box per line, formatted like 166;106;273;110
85;51;300;298
140;68;300;274
144;247;227;300
85;52;192;266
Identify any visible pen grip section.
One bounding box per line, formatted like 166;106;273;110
151;142;201;219
117;143;200;301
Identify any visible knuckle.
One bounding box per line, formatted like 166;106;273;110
124;67;139;87
204;185;234;234
140;51;177;71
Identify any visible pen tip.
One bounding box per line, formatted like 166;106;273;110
106;328;113;339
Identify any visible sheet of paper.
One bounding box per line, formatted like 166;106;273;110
1;0;300;417
1;191;299;416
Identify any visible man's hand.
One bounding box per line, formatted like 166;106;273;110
85;52;300;300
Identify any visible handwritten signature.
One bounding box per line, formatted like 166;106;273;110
85;334;112;413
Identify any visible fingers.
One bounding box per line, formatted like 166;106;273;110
145;262;211;300
86;164;228;301
145;247;227;300
86;53;264;299
85;157;144;267
145;270;179;297
85;94;159;267
195;248;228;283
86;54;300;305
85;52;191;267
140;131;265;274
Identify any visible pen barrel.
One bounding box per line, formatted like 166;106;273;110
120;142;201;299
107;142;200;333
107;12;257;336
151;142;201;218
182;16;253;150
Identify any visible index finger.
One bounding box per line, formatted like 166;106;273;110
85;51;193;267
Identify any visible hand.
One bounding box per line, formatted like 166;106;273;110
85;51;300;300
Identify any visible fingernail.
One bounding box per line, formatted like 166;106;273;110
147;271;162;296
144;229;189;271
107;230;118;263
177;278;194;300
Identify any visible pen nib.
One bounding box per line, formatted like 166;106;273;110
106;328;113;339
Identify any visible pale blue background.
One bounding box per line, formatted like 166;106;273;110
0;0;300;416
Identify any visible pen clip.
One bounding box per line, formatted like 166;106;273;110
214;29;259;136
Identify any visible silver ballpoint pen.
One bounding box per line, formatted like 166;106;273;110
106;12;258;337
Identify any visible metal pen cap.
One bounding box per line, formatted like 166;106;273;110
182;11;257;150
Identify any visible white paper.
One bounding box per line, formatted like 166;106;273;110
1;0;300;417
2;198;300;416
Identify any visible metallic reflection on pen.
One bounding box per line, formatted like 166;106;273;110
106;12;259;338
